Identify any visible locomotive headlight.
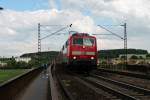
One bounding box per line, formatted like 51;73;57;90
73;56;76;59
91;57;94;60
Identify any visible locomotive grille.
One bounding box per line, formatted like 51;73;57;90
86;52;95;55
72;51;82;55
72;51;95;55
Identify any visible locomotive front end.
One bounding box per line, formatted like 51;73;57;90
69;33;97;70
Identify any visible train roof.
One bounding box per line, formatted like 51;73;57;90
72;33;89;36
68;31;96;39
69;33;96;39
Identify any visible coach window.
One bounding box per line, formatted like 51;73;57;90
65;40;68;47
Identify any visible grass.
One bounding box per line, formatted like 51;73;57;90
0;69;27;84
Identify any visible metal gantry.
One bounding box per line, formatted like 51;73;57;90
121;23;127;68
38;23;41;64
37;23;72;65
38;23;41;53
95;23;127;69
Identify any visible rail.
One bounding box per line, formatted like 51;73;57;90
98;68;150;80
55;69;75;100
49;64;59;100
91;74;150;95
81;76;137;100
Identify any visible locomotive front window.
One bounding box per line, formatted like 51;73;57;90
83;38;94;46
73;38;94;46
73;38;83;45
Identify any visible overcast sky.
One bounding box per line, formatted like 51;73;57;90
0;0;150;57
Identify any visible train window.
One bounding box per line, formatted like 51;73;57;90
62;46;64;50
73;38;94;46
73;38;83;45
65;40;68;47
83;38;94;46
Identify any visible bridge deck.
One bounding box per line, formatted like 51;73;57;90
16;70;50;100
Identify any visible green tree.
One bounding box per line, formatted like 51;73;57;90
139;56;143;59
7;58;17;68
27;59;39;68
146;54;150;58
15;61;28;68
120;56;125;59
130;55;138;59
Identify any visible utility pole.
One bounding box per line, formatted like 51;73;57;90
125;23;127;67
124;23;127;68
38;23;41;65
121;23;127;69
38;23;41;53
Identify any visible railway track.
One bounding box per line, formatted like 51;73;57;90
50;64;76;100
94;70;150;89
97;68;150;80
62;68;150;100
85;73;150;100
52;64;150;100
54;65;110;100
79;76;136;100
56;73;76;100
58;69;135;100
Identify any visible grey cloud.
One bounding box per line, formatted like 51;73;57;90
0;9;97;56
55;0;150;51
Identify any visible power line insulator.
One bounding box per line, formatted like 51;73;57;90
69;24;72;27
0;7;3;10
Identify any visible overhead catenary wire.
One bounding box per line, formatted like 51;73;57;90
40;24;72;40
92;34;114;35
37;23;72;64
40;25;68;27
95;23;127;69
98;25;124;40
0;7;3;10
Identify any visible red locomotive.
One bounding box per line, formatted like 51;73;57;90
60;32;97;71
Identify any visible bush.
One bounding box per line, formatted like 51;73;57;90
146;54;150;58
130;55;138;59
27;59;39;68
139;56;143;59
4;59;31;69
